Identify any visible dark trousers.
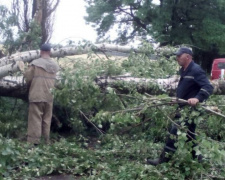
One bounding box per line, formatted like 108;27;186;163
163;113;197;158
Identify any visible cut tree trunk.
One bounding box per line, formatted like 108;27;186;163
0;61;25;78
0;75;224;99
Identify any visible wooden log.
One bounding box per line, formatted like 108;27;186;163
0;75;223;99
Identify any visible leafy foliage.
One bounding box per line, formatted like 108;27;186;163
122;43;178;78
0;97;27;138
54;44;177;134
0;4;41;54
54;47;225;179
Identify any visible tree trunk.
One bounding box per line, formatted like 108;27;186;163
0;44;145;78
41;0;60;43
0;76;27;100
0;75;224;100
0;61;24;78
10;0;60;52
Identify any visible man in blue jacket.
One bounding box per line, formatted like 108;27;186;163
147;47;214;166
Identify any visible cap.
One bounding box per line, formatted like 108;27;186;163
174;47;193;56
40;43;51;51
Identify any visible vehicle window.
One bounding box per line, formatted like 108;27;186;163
218;62;225;69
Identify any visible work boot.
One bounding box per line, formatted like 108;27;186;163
192;150;203;163
146;150;170;166
146;158;161;166
146;156;170;166
197;154;203;163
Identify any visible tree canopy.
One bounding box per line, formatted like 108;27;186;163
0;0;60;54
84;0;225;71
84;0;156;43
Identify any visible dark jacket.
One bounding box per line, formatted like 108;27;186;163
176;61;213;102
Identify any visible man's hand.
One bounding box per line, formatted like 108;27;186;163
187;98;199;106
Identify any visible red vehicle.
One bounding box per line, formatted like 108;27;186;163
211;58;225;80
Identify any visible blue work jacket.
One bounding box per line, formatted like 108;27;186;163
176;61;213;102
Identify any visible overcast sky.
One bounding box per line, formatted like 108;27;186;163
51;0;97;44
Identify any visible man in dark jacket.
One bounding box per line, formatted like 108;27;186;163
147;47;214;165
24;43;59;144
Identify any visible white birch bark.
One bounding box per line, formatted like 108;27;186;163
0;44;143;79
0;75;223;99
0;44;141;66
0;61;24;78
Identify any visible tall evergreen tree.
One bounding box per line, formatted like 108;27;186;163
85;0;225;71
84;0;156;43
152;0;225;71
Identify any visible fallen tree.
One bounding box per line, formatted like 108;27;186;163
0;44;223;99
0;74;224;99
0;43;146;78
0;43;148;99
